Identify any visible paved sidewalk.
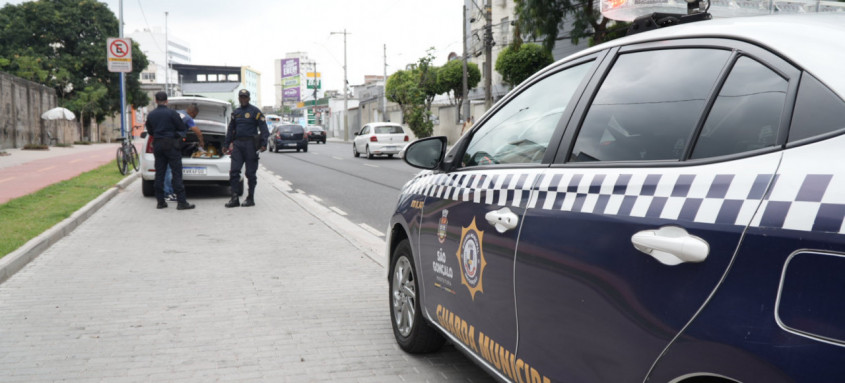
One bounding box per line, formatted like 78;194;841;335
0;144;127;204
0;170;493;382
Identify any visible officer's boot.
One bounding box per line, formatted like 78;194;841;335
242;192;255;207
225;194;240;208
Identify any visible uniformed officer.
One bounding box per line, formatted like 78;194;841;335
144;91;195;210
223;89;269;208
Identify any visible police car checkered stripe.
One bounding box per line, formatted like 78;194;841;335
407;170;845;234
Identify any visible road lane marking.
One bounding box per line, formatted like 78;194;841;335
37;166;56;173
332;156;343;160
283;180;292;186
363;164;378;168
296;189;306;194
309;195;323;202
0;177;14;184
330;206;347;216
359;223;385;237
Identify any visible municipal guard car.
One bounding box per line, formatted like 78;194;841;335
386;8;845;383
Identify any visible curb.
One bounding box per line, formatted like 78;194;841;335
0;172;140;285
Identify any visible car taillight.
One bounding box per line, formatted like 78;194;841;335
145;136;154;153
404;135;409;142
370;135;378;142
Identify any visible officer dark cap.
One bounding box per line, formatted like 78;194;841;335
238;89;250;97
155;91;167;101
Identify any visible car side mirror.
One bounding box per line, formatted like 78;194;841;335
404;136;447;170
140;132;148;139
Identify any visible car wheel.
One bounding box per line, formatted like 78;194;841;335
366;145;374;159
303;144;308;153
296;147;300;152
142;180;154;197
388;154;394;159
390;239;445;353
353;143;360;158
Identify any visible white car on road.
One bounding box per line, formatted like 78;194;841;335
140;97;242;196
353;122;409;159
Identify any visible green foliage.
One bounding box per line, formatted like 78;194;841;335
515;0;628;50
438;59;481;108
495;43;555;87
0;0;149;122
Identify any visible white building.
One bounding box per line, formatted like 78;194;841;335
274;52;319;109
128;27;191;92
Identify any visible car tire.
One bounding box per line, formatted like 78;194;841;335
353;144;360;158
296;147;300;152
142;179;154;197
366;145;374;159
389;239;445;353
388;154;394;159
303;144;308;153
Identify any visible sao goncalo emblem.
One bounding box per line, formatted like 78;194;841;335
437;210;449;244
457;217;486;300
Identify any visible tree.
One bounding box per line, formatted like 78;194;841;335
438;59;481;108
0;0;149;123
495;43;554;87
386;69;432;138
515;0;628;50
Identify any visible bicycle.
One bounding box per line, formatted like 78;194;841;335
115;133;140;175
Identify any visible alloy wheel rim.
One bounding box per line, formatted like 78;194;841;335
392;256;415;337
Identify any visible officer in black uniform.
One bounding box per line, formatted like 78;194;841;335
144;91;195;210
223;89;269;208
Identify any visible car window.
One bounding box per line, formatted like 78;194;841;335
375;126;403;134
570;48;731;162
787;73;845;143
360;126;369;135
691;56;788;159
462;61;593;167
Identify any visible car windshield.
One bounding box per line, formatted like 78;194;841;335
375;126;403;134
281;125;302;133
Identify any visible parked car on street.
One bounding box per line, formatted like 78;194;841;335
140;96;241;196
386;12;845;383
353;122;408;159
305;125;327;144
269;124;308;152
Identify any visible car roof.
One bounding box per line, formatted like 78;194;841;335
366;122;403;128
558;14;845;99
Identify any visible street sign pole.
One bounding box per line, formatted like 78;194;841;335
119;0;125;139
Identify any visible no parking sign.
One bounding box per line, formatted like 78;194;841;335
107;37;132;73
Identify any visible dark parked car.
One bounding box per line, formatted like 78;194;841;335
305;125;326;144
269;124;308;152
387;12;845;383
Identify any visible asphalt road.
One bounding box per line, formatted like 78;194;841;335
259;141;421;237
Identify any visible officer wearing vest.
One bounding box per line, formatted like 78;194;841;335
144;91;195;210
223;89;269;208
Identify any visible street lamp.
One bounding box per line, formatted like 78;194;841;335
330;29;349;141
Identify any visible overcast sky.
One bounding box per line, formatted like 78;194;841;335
3;0;465;107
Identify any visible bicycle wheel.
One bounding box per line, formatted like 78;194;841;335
128;144;140;171
116;146;128;175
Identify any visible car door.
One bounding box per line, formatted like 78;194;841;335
414;55;599;378
513;40;799;382
355;125;370;152
649;71;845;382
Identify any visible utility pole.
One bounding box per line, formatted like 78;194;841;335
484;0;493;109
461;4;469;123
383;44;387;122
313;61;318;125
164;11;169;96
330;29;349;141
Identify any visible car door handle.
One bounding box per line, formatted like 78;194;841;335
485;207;519;233
631;226;709;266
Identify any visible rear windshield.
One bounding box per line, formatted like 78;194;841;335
375;126;404;134
280;125;304;133
308;126;324;132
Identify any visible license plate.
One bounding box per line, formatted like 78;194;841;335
286;143;297;147
183;167;207;175
384;146;397;151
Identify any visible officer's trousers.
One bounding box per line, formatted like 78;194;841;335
229;139;258;197
153;137;187;203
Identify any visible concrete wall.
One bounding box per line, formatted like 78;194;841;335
0;71;65;149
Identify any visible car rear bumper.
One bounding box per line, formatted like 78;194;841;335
140;153;233;182
369;143;407;155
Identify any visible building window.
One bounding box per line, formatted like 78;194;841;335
228;74;239;81
208;74;218;81
197;74;206;82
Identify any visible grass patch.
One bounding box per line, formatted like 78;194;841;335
23;144;49;150
0;160;126;259
54;143;73;148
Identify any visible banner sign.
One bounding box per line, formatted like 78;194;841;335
283;87;300;102
282;58;300;79
283;77;300;88
306;72;322;90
